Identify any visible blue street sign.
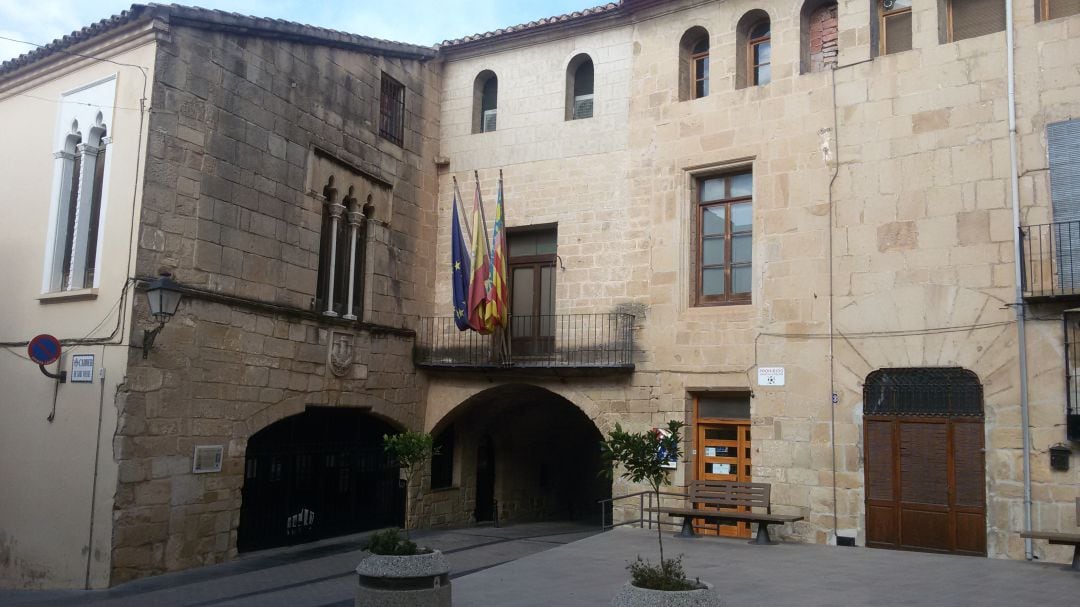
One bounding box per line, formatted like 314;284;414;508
28;334;61;366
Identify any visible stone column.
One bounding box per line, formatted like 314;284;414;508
66;140;103;290
344;192;366;321
48;149;78;292
324;197;346;317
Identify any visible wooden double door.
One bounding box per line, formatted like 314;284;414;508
864;415;987;555
694;421;752;538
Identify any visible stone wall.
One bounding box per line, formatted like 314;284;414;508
427;0;1080;563
111;24;441;583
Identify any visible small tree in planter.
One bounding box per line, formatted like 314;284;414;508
357;432;450;607
601;420;719;605
383;431;438;535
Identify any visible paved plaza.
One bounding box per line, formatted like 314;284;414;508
2;522;1075;606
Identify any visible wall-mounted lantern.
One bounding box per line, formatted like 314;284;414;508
143;271;183;358
1049;443;1071;472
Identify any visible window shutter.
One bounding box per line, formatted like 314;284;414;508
1047;0;1080;19
1049;120;1080;290
483;109;497;133
950;0;1006;42
883;12;913;54
573;94;594;120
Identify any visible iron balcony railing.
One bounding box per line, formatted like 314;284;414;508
414;313;635;370
1019;220;1080;299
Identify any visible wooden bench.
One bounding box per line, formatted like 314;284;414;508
1020;497;1080;571
646;480;803;545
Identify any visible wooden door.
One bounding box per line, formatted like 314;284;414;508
865;416;986;555
508;228;556;358
695;422;752;538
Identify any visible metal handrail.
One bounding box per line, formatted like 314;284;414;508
597;490;688;531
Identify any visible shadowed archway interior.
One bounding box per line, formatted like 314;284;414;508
433;384;611;526
237;407;404;552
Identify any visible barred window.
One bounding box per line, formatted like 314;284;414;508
379;73;405;146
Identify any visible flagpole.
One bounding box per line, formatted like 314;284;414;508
453;174;475;243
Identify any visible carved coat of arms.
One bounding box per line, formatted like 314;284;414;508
328;331;355;377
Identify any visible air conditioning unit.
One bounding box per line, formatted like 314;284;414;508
482;109;497;133
573;94;594;120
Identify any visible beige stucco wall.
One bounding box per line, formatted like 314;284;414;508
426;0;1080;565
0;37;156;588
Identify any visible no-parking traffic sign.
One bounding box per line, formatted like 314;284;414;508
28;334;62;365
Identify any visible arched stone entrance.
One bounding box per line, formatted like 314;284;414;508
237;407;405;552
425;384;611;527
863;368;987;556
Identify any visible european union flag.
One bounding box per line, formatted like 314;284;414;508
451;190;472;331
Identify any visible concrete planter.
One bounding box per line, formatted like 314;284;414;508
612;580;722;607
355;549;451;607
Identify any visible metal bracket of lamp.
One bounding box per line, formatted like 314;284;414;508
143;271;183;358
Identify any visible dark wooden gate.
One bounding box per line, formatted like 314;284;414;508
863;368;986;556
237;408;404;552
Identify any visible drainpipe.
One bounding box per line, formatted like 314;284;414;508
1004;0;1034;561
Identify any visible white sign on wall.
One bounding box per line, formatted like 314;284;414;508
71;354;95;383
193;445;224;474
757;366;785;386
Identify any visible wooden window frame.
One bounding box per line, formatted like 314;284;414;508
1039;0;1080;20
692;51;709;99
379;73;405;146
695;172;753;306
748;23;771;86
879;0;913;55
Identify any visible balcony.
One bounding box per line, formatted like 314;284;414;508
415;313;635;371
1019;221;1080;300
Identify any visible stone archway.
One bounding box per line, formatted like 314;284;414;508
422;384;611;528
236;407;405;552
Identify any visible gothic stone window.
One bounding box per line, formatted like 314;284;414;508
45;77;115;293
309;154;391;319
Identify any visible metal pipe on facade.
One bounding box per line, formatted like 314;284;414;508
1004;0;1034;561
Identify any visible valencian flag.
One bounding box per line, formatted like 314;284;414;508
450;184;472;331
466;174;493;334
484;171;509;331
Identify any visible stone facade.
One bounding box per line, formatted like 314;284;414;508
422;0;1080;567
3;0;1080;590
109;18;440;582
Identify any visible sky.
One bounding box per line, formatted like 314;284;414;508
0;0;602;63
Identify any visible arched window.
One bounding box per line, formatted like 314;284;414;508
736;11;772;89
565;54;594;120
51;114;108;292
678;27;710;100
473;70;498;134
801;0;838;73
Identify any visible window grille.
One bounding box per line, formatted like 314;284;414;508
482;109;497;133
573;94;593;120
864;368;983;418
379;74;405;146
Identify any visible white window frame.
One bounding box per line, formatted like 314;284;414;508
42;75;117;294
